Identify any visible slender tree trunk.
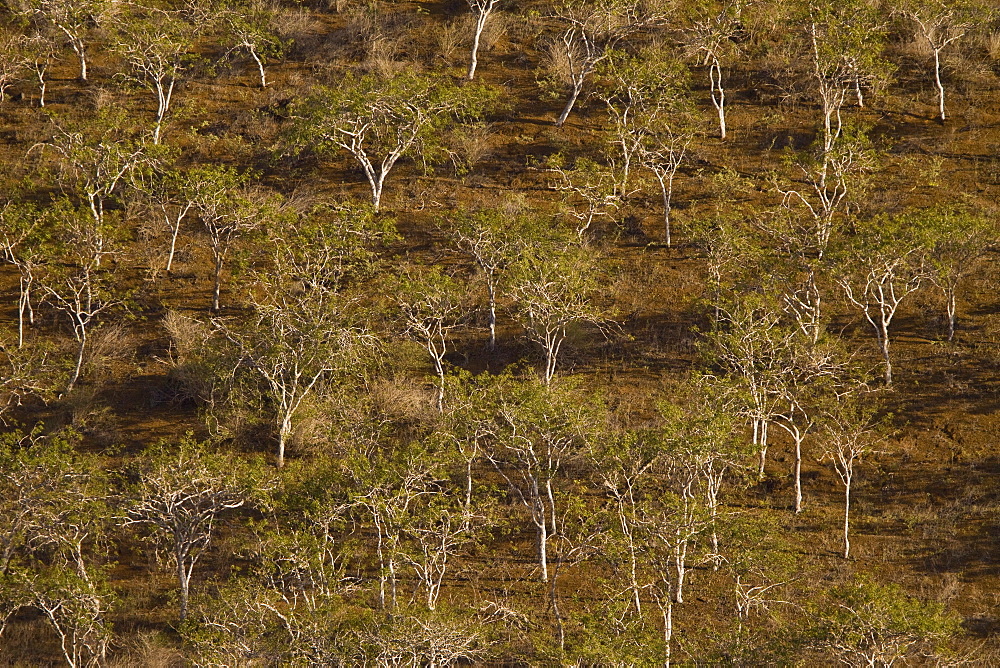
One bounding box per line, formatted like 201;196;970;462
878;320;892;386
166;219;180;273
17;276;32;348
843;474;852;559
933;48;945;121
556;79;584;127
73;42;87;82
371;173;385;212
709;59;726;140
537;511;549;582
277;414;292;468
794;435;803;513
468;15;487;80
177;549;190;621
212;252;223;311
946;288;957;341
66;327;87;394
549;551;565;651
250;49;267;87
35;67;46;107
486;278;497;351
376;526;386;609
661;592;673;668
655;170;672;246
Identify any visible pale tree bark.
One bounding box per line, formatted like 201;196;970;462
466;0;500;80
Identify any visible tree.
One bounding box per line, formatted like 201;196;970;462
683;0;747;140
771;340;852;513
800;0;889;153
343;441;441;610
223;0;288;88
466;0;501;80
0;201;48;347
814;577;959;665
510;238;608;385
836;212;929;386
916;204;993;341
112;7;196;144
546;0;669;127
36;200;127;394
700;292;797;478
820;393;885;559
0;429;114;668
443;204;536;351
128;158;197;275
186;164;272;311
591;413;716;667
219;204;387;467
642;124;692;246
12;568;114;668
19;30;56;106
292;71;497;211
545;153;619;238
595;45;690;217
767;128;876;343
898;0;987;121
398;267;468;413
479;373;596;582
14;0;117;82
39;112;149;230
125;436;268;622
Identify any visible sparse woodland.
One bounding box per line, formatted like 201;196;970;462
3;0;1000;664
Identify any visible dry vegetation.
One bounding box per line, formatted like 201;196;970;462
2;0;1000;665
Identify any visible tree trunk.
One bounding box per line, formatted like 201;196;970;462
537;513;549;582
212;252;223;311
66;328;87;394
36;68;46;107
662;593;673;668
878;320;892;386
166;218;180;273
933;49;945;121
468;15;486;80
556;80;584;127
277;414;292;468
843;474;852;559
709;59;726;140
251;49;267;88
946;288;956;341
794;435;803;513
656;170;672;246
177;549;190;621
486;278;497;351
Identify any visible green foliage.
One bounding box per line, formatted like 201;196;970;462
510;236;610;383
812;576;961;666
291;69;499;159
